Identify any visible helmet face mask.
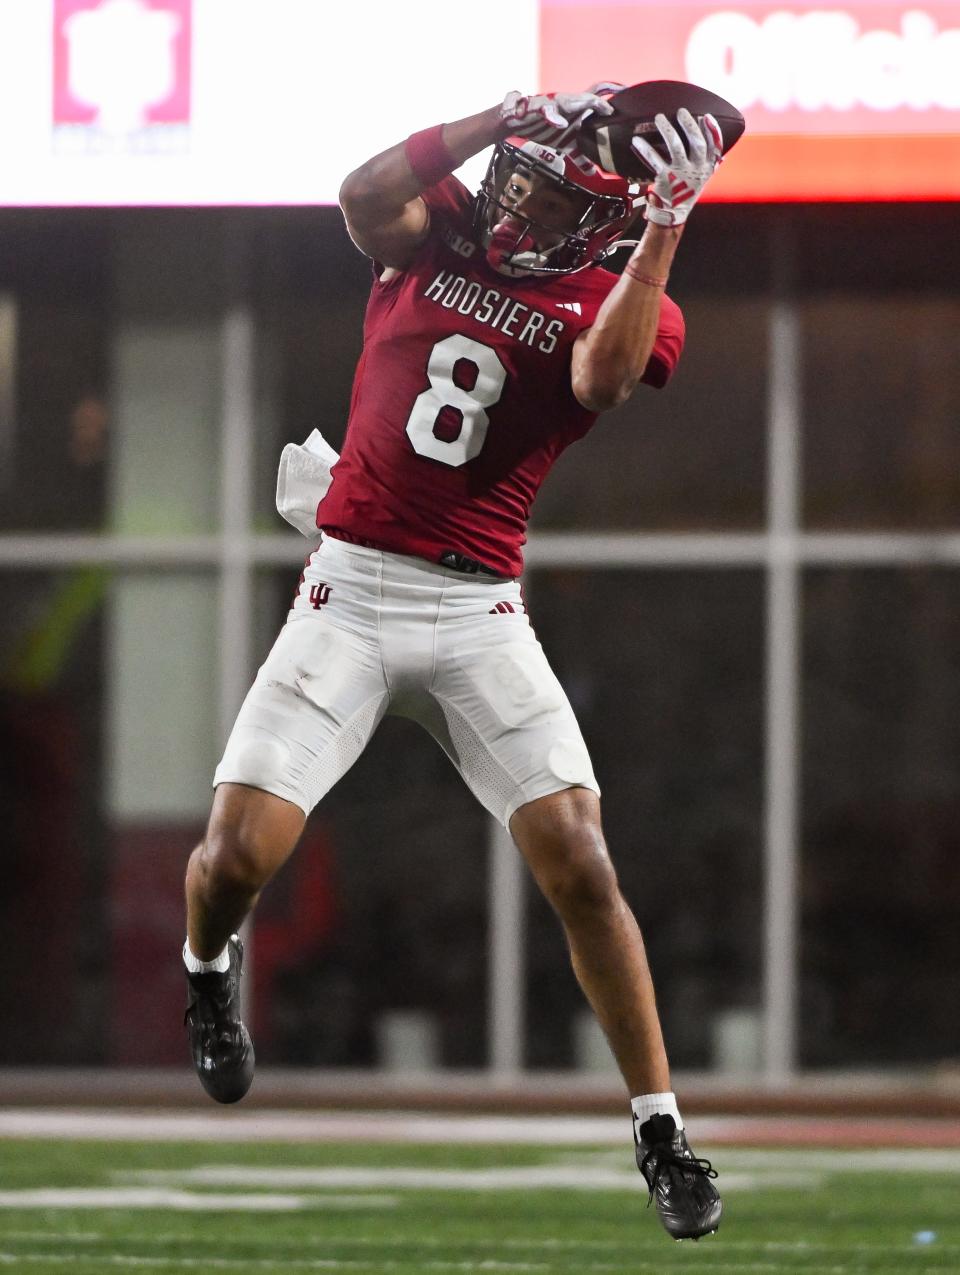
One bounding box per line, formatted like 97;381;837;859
474;139;641;277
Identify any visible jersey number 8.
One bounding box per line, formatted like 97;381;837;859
405;334;507;467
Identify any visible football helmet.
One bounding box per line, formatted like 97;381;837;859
474;138;643;277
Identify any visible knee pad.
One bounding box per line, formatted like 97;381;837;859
547;738;595;786
217;729;291;790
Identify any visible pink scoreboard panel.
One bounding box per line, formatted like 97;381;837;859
540;1;960;200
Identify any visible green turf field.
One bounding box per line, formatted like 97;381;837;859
0;1138;958;1274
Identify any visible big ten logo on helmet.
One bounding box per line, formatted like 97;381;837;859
423;270;566;355
53;0;192;155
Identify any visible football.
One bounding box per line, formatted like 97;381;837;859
577;80;746;181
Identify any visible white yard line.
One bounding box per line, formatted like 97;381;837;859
0;1259;550;1272
0;1111;630;1144
674;1146;960;1173
0;1190;397;1212
8;1232;960;1256
0;1233;104;1243
2;1108;957;1147
5;1258;866;1274
0;1257;806;1273
123;1164;817;1193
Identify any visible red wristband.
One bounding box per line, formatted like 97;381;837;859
623;261;668;288
405;124;459;189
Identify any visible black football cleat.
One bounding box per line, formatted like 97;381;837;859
635;1113;722;1240
184;934;255;1104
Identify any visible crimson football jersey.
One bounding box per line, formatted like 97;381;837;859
318;175;685;577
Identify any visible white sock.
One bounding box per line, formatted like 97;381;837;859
183;940;230;974
631;1091;683;1133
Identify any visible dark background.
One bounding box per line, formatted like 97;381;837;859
1;201;958;1072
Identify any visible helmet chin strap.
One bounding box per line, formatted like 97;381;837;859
494;246;556;276
486;215;564;277
595;237;643;264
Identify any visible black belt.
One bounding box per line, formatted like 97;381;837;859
439;550;506;579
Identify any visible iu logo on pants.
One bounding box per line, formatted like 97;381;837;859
309;583;332;609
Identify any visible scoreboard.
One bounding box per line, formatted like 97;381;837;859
0;0;957;206
541;1;960;200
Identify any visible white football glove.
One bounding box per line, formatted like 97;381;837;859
632;108;723;227
499;88;614;155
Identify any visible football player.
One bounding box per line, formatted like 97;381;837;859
183;87;724;1241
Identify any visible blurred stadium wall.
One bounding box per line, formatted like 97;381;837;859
3;202;960;1108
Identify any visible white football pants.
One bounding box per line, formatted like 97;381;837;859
214;536;599;827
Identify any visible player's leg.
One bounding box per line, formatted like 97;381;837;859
508;784;669;1096
426;590;671;1089
426;579;721;1238
191;613;388;951
511;784;721;1239
184;781;306;961
183;545;391;1103
182;783;305;1104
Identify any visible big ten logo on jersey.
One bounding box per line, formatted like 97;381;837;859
423;270;566;355
309;583;332;610
441;224;476;259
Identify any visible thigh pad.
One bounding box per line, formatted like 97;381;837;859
473;640;568;729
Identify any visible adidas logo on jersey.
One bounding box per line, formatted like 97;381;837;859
556;301;582;315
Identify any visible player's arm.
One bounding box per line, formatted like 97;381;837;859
338;106;502;269
338;90;615;270
571;108;722;413
571;224;683;412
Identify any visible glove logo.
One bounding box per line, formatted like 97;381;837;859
634;108;723;227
